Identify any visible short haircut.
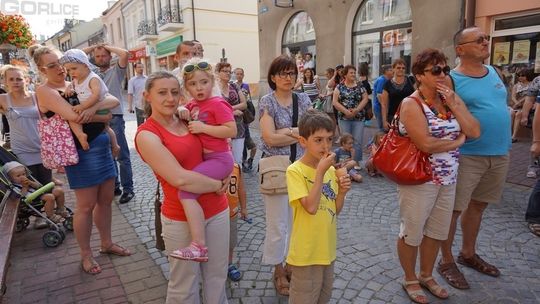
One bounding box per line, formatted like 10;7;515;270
411;48;447;77
175;40;195;54
298;109;334;138
453;26;479;47
267;55;297;91
133;62;144;68
392;58;406;68
325;67;335;75
517;68;535;82
342;64;356;76
234;67;244;73
339;133;354;145
381;64;392;73
215;62;231;73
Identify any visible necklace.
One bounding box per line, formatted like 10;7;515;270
418;89;452;121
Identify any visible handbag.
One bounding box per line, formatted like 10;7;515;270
38;113;79;170
154;182;165;250
372;96;432;185
363;99;374;120
243;100;256;124
259;93;298;194
322;95;334;113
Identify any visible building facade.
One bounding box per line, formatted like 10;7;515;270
257;0;464;94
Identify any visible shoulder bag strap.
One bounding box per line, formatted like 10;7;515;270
290;93;299;163
391;95;427;128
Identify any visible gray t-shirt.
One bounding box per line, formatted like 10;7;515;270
258;92;311;159
101;64;126;115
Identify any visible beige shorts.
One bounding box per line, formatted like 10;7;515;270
397;183;456;246
454;155;509;211
229;216;238;251
289;262;334;304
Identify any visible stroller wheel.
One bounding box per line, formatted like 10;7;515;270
57;228;66;241
15;218;30;232
42;230;63;247
63;217;74;231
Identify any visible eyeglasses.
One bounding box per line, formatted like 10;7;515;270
43;62;62;69
277;71;297;79
423;65;451;76
183;61;210;73
220;69;232;74
459;35;490;45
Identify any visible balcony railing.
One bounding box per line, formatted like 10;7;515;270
158;6;184;31
137;20;158;41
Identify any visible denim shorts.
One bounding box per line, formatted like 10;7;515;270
65;132;117;189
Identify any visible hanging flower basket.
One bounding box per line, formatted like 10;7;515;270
0;13;34;49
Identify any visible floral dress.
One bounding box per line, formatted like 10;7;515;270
336;83;366;121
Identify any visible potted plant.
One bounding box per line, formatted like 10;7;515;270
0;13;34;49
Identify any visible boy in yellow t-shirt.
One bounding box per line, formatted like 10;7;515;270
285;109;351;303
226;163;248;281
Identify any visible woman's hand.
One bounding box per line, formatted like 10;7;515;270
455;132;467;146
216;175;231;195
188;120;206;134
436;83;457;107
177;106;191;121
233;109;243;116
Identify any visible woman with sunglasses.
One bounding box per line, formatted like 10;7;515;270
216;62;247;165
380;58;416;131
29;45;128;275
136;71;230;303
395;49;479;303
259;55;312;296
172;58;236;261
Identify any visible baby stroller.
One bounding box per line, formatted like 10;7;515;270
0;147;73;247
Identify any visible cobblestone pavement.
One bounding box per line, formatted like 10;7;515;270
4;111;540;304
123;114;540;304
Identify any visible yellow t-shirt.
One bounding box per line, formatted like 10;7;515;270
285;161;338;266
226;164;241;218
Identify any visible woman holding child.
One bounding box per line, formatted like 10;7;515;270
259;55;311;296
135;70;230;303
396;49;480;303
30;45;129;275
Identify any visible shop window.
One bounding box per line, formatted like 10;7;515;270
353;0;412;80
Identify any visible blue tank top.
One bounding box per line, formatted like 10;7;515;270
450;66;511;156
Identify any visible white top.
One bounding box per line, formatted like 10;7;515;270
74;71;108;106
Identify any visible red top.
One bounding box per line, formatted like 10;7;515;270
185;96;234;152
135;117;228;221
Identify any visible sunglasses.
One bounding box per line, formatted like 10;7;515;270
459;35;490;45
423;65;451;76
183;61;210;73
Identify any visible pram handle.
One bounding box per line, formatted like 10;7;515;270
24;182;55;203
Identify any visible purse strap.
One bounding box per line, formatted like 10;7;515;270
390;94;426;129
290;93;299;163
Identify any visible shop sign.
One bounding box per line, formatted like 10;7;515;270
128;48;146;62
382;29;407;47
156;35;182;57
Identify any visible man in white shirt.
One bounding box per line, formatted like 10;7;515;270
127;62;148;126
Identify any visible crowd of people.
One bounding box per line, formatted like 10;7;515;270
0;24;539;304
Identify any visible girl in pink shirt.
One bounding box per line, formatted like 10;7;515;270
173;58;237;261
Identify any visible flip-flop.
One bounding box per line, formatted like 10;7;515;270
81;257;101;275
418;275;449;299
99;243;132;256
529;223;540;237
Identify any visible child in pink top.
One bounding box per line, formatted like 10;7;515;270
172;58;237;261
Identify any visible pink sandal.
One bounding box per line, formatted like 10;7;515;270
169;242;208;262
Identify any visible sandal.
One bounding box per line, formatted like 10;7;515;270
418;275;449;299
528;223;540;237
436;261;470;289
99;243;132;256
401;279;429;304
55;207;70;218
81;256;101;275
47;214;65;224
273;270;290;296
169;242;208;262
457;253;500;277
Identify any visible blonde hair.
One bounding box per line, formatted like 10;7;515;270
28;44;61;68
0;65;28;93
180;57;221;99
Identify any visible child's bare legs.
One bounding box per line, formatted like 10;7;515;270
68;121;89;150
52;186;69;217
343;159;357;171
41;193;64;223
106;126;120;158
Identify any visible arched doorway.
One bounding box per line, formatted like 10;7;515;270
282;11;316;72
352;0;412;80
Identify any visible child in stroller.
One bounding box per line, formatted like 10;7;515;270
3;161;68;224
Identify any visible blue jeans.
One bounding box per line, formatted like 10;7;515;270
110;115;134;192
373;103;383;131
338;119;365;162
526;178;540;224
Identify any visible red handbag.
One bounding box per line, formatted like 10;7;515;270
372;97;432;185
